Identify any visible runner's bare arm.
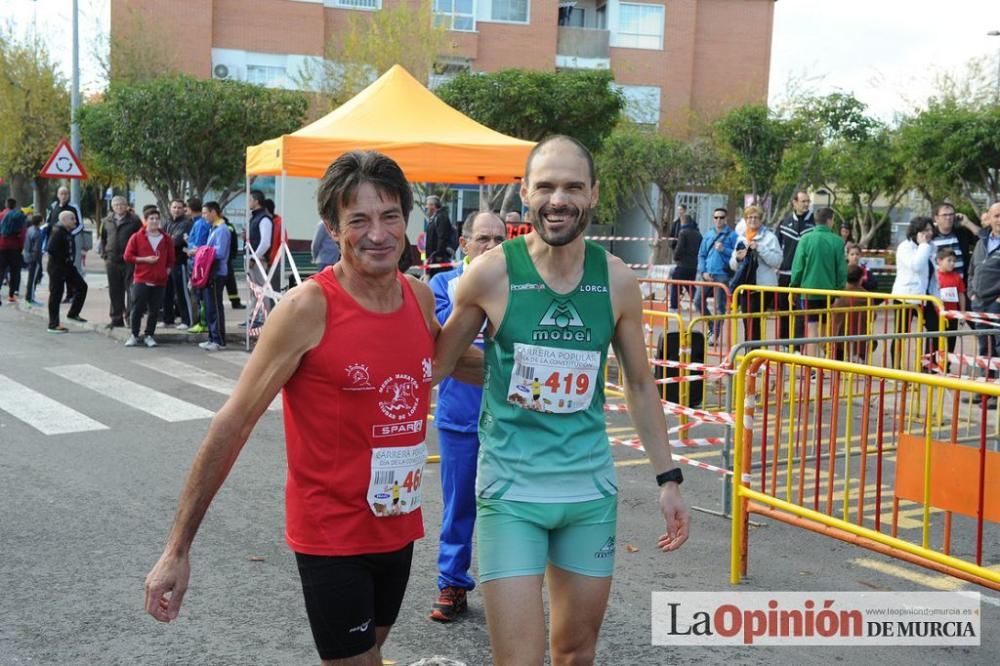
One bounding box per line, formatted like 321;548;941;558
608;256;690;552
144;282;326;623
432;252;505;385
408;275;484;385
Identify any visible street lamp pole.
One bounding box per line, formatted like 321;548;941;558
988;30;1000;103
70;0;82;210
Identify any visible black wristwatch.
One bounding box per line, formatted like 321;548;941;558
656;468;684;487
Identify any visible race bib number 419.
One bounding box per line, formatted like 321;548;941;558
507;343;600;414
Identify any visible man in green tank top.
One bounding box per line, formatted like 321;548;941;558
435;135;690;665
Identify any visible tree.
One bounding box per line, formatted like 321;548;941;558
820;126;907;248
436;68;625;153
896;102;1000;212
0;28;70;209
296;0;449;115
437;68;626;213
596;124;723;263
713;104;790;207
78;75;308;211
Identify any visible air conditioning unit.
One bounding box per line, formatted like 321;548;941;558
213;64;233;80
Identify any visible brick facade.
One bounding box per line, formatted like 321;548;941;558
111;0;773;135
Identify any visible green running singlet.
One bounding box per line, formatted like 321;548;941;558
477;235;616;502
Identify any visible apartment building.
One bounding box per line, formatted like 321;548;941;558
112;0;774;135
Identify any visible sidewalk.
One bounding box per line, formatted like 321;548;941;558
5;251;255;349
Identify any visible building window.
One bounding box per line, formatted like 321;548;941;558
616;2;664;50
246;64;287;87
484;0;529;23
434;0;476;31
616;84;661;126
325;0;381;9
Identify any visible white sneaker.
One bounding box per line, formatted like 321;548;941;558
144;336;158;348
198;341;212;349
175;323;189;330
202;342;220;352
124;334;138;347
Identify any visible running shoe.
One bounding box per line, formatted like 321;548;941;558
175;323;189;330
201;342;221;352
429;586;468;623
67;315;88;323
7;296;16;303
124;334;139;347
188;323;207;333
144;336;158;348
47;325;68;334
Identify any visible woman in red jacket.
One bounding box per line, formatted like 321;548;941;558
123;206;176;347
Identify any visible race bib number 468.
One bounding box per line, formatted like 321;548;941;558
368;442;426;517
506;343;600;414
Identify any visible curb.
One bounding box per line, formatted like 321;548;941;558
12;299;250;348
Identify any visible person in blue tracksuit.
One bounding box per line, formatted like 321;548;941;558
427;210;506;623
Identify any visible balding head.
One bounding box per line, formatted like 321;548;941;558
987;202;1000;234
460;211;506;262
523;135;595;187
57;187;70;204
58;210;77;229
504;211;521;224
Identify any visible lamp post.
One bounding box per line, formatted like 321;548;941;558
989;30;1000;102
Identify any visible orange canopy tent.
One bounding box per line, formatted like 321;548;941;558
245;65;536;184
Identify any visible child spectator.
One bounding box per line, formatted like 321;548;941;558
935;246;965;355
22;214;44;305
123;206;176;348
845;242;879;292
831;264;873;362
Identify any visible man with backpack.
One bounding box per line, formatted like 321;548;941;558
0;198;28;303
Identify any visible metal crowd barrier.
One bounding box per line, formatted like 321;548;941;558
730;346;1000;590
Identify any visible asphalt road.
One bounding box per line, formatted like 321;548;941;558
1;303;997;665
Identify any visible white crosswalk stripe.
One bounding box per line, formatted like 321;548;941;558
47;364;215;422
214;351;251;367
0;374;109;435
133;358;280;411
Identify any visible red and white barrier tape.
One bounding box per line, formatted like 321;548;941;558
609;439;747;480
611;436;723;449
923;350;1000;371
942;309;1000;326
604;389;736;425
649;358;737;374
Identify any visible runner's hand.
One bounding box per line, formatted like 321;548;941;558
144;552;190;622
656;484;690;552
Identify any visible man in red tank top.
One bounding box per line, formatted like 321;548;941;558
144;151;481;665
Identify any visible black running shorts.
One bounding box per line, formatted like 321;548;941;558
294;543;414;660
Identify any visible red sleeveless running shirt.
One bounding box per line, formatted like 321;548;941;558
282;268;431;556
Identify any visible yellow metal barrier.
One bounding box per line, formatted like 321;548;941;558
731;350;1000;590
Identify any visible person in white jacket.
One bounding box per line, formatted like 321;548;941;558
730;205;783;342
891;216;936;332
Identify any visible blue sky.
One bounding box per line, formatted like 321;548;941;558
9;0;1000;121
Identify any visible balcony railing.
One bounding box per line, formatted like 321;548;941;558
556;26;610;60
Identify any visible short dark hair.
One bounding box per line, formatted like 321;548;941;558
186;197;202;213
714;207;727;216
934;203;956;216
317;151;413;231
6;198;16;209
30;214;43;225
264;198;276;215
937;246;957;261
142;205;159;218
816;207;835;226
906;216;932;242
846;264;863;285
524;135;595;186
250;190;266;208
170;198;185;207
203;201;222;216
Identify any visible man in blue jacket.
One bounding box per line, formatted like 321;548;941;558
427;210;506;622
694;208;736;337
